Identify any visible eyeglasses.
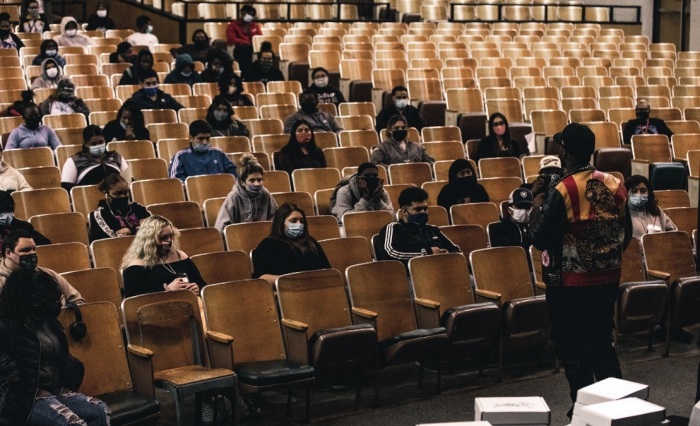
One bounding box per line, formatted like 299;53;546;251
493;121;505;127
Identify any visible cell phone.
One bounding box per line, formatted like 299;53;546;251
178;272;189;283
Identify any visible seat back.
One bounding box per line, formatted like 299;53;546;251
203;280;286;364
388;162;433;186
276;269;352;334
641;231;696;284
318;237;373;280
291;168;341;195
61;268;123;314
409;253;475;314
177;227;224;256
271;192;314;216
146;201;204;229
190;251;252;284
91;236;135;274
655;190;691;209
621;237;645;284
185;174;236;209
3;147;54;168
438;225;487;265
37;242;90;273
663;207;698;236
18;166;61;189
478;157;522;179
450;202;499;229
224;221;272;253
131;178;186;206
306;215;341;241
342;210;394;242
29;212;88;245
128;158;169;181
631;134;672;162
477;177;523;205
470;246;534;303
12;188;70;221
346;261;418;341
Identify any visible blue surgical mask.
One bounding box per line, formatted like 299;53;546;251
180;70;192;77
0;212;13;225
192;143;209;153
629;194;648;209
248;184;263;193
285;223;304;238
89;143;106;156
144;86;158;97
405;211;428;226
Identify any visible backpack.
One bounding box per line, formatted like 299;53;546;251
329;173;359;212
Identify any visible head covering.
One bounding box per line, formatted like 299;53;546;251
553;123;596;160
509;188;533;206
174;54;194;71
539;155;562;173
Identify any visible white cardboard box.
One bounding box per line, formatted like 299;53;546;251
578;397;665;426
417;423;492;426
474;397;551;425
690;399;700;426
576;378;649;406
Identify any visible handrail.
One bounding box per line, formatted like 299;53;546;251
448;2;641;24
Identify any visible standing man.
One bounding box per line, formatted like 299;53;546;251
529;123;631;418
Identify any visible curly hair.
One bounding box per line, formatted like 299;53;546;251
0;269;60;320
121;215;180;269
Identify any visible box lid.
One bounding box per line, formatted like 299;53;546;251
578;397;665;426
475;397;551;425
576;378;649;406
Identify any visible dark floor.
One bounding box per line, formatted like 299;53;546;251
154;326;700;425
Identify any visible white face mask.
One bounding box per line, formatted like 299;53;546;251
89;143;106;157
314;77;328;88
509;207;532;224
146;25;154;34
45;67;58;78
394;99;408;109
243;14;254;23
96;10;107;17
65;28;77;37
45;49;57;57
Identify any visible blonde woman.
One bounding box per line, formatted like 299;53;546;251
121;215;205;297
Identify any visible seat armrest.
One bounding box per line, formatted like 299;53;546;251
281;318;309;365
413;297;440;329
351;307;378;328
646;269;671;283
127;344;156;398
475;288;502;306
534;281;546;295
206;331;234;369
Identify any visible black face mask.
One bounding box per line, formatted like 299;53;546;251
0;30;9;39
457;175;476;186
194;39;207;48
636;110;650;121
392;130;407;141
25;116;40;129
300;102;317;114
108;196;129;211
16;253;38;271
364;177;379;193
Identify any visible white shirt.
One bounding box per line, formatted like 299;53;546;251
125;32;158;48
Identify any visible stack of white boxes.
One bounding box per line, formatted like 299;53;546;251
570;378;666;426
474;397;551;425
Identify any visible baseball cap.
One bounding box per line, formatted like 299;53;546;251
509;188;533;207
553;123;596;160
539;155;562;172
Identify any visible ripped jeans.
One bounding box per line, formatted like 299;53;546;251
29;391;110;426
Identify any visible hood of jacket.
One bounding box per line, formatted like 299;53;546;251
39;57;62;80
174;54;194;72
60;16;78;34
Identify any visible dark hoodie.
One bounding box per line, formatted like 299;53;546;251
32;41;65;67
436;159;489;211
164;54;202;86
205;97;249;137
118;49;153;86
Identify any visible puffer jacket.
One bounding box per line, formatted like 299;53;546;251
529;167;632;287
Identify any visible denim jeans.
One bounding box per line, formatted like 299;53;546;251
29;391;110;426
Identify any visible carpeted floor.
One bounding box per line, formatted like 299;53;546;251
155;327;700;425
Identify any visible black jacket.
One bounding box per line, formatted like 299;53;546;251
622;117;673;145
488;217;531;252
103;119;150;142
129;89;184;112
375;221;460;268
375;105;426;132
241;61;285;84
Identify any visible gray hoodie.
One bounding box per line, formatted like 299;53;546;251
331;174;393;220
214;181;277;232
54;16;91;47
30;57;66;89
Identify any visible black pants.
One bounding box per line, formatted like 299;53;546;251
547;282;623;405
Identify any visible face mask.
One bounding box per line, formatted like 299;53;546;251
213;110;228;122
157;243;171;257
192;142;209;153
45;49;57;57
314;77;328;88
300;101;317;114
405;211;428;226
180;70;192;77
285;222;304;238
457;175;476;186
629;194;648;208
218;67;225;75
392;130;407;141
363;177;379;193
108;196;129;210
243;14;254;23
25;116;40;129
0;30;9;39
29;10;39;18
146;25;154;34
248;184;263;193
194;39;207;48
509;207;531;224
15;252;38;271
0;212;13;225
296;132;311;143
45;68;58;78
96;10;107;17
144;86;158;97
89;143;106;156
228;85;237;95
119;119;127;130
65;28;77;37
57;91;74;102
260;60;272;70
636;110;650;121
394;99;408;109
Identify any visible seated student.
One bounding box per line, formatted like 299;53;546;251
5;90;34;117
0;147;31;192
128;69;184;111
283;91;342;134
437;159;489;211
122;215;205;297
214;153;277;232
331;162;393;220
38;79;90;118
375;186;460;268
89;174;150;241
625;174;677;240
32;39;65;67
54;17;92;47
375;85;426;132
279;119;327;174
371;114;434;165
176;29;211;65
60;125;129;191
476;112;524;161
252;202;331;285
0;13;24;52
218;72;253;107
0;191;50;245
523;155;563;206
622;98;674;145
118;49;152;85
200;49;233;83
306;67;346;107
19;0;49;33
109;41;136;65
205;95;249;137
125;15;159;48
5;103;62;149
241;42;284;84
30;58;67;90
86;1;115;32
103;100;150;142
164;53;201;87
169;120;237;182
488;188;534;251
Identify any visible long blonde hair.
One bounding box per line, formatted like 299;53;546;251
121;215;181;269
